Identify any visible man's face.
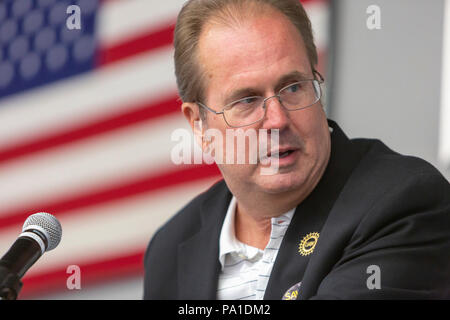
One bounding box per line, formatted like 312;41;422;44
196;9;331;197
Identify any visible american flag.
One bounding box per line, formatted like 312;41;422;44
0;0;329;299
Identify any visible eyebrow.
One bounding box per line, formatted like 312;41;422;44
277;71;311;87
223;70;311;104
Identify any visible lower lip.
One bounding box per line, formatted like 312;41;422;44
272;150;299;167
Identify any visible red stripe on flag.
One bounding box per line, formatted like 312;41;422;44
0;164;221;231
20;249;146;298
97;23;175;67
0;95;181;166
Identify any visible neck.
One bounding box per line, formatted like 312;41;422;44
234;202;272;250
237;172;319;215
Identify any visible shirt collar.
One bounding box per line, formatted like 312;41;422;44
218;196;296;269
219;196;239;268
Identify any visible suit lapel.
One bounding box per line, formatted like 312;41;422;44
264;119;366;299
177;180;232;299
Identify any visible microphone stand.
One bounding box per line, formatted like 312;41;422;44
0;266;22;300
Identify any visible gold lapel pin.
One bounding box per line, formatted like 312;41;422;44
298;232;319;256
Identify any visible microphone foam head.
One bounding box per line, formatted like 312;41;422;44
22;212;62;251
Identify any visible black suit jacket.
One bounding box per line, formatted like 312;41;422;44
143;119;450;299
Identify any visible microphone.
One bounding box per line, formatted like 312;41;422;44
0;212;62;300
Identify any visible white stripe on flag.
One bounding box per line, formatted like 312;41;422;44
98;0;185;47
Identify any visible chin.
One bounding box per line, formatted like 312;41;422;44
255;171;308;194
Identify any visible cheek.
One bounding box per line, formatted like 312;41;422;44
216;161;258;189
291;107;328;153
204;112;223;127
216;134;260;167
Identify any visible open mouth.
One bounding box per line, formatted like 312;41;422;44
265;149;296;159
278;150;295;159
260;147;298;163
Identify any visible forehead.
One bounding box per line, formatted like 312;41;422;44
198;8;311;97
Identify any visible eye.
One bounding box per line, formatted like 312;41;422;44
231;96;260;110
285;83;302;93
241;97;258;104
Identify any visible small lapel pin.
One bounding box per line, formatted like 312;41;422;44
298;232;319;256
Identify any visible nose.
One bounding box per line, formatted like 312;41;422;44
261;95;291;131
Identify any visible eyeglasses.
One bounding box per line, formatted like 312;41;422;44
197;71;324;128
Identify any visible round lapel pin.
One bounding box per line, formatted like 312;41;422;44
298;232;319;256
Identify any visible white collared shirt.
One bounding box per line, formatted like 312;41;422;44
217;196;295;300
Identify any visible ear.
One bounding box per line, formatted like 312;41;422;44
181;102;206;152
182;101;202;133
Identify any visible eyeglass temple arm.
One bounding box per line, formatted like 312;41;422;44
313;69;324;83
196;101;224;115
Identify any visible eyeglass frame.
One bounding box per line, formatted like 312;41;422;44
195;70;325;128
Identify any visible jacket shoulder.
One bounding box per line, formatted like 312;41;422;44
350;137;448;186
344;137;450;229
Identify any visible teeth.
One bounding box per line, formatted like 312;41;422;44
278;151;291;158
263;150;294;160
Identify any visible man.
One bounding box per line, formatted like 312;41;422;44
143;0;450;299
